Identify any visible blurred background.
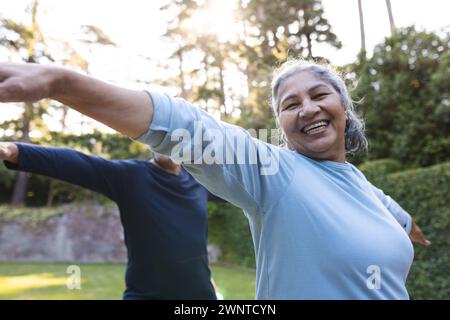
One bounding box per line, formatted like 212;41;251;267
0;0;448;299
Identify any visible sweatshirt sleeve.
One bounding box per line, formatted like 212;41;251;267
369;183;413;234
4;143;127;201
135;91;293;214
206;189;227;203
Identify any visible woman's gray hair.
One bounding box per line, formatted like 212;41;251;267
271;59;368;155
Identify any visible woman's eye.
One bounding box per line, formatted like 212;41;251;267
284;103;298;110
313;93;328;100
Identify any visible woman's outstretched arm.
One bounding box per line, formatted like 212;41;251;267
369;182;431;246
0;62;153;138
0;63;290;214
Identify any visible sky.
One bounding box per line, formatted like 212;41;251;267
319;0;449;64
1;0;449;134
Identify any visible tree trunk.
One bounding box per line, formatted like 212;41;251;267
385;0;396;35
11;172;29;206
177;48;187;99
217;51;227;120
61;106;69;133
239;6;254;94
358;0;366;58
306;33;313;58
46;179;56;207
202;54;211;113
11;0;40;207
11;102;32;206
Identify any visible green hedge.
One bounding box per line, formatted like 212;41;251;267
208;161;450;298
359;158;404;184
208;202;255;268
374;162;450;299
0;162;16;203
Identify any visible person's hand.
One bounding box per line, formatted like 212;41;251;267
0;63;59;103
409;220;431;247
0;142;19;164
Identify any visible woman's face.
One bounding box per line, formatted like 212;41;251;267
277;71;347;162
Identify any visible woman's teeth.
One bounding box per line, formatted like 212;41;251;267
302;121;329;134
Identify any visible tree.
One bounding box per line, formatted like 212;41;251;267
0;1;117;206
161;0;343;130
236;0;342;130
161;0;200;100
0;0;53;206
351;26;449;167
385;0;396;35
357;0;366;59
242;0;341;60
162;0;240;120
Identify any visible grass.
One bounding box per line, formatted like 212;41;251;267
0;262;255;300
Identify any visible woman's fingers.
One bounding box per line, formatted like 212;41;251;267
410;221;432;247
0;63;52;103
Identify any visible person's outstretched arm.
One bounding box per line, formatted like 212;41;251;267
207;190;227;203
0;142;126;201
0;142;18;164
0;63;152;138
369;183;431;247
0;63;291;215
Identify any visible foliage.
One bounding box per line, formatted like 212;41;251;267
162;0;342;128
358;158;403;185
0;205;63;229
0;132;151;206
243;0;341;59
237;0;341;130
351;26;450;167
208;202;255;268
373;161;450;299
0;161;16;202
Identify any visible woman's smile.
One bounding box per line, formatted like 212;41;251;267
277;71;347;162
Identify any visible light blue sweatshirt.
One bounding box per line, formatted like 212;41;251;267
137;91;414;300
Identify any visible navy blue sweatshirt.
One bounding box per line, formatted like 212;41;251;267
4;143;217;299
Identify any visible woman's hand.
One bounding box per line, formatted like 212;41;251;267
0;63;58;103
409;220;431;247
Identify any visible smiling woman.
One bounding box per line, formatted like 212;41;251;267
271;59;368;159
0;58;431;300
132;58;430;299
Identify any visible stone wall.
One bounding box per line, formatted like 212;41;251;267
0;204;220;263
0;205;127;263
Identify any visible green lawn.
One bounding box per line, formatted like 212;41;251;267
0;262;255;300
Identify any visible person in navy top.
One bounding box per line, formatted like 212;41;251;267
0;142;219;300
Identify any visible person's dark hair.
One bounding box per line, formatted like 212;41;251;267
271;59;368;155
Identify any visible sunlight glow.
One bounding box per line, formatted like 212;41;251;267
0;104;22;122
1;0;448;135
186;0;239;43
0;273;68;295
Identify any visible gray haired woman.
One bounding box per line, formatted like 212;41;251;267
0;59;430;299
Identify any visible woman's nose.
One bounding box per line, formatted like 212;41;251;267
299;100;320;119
